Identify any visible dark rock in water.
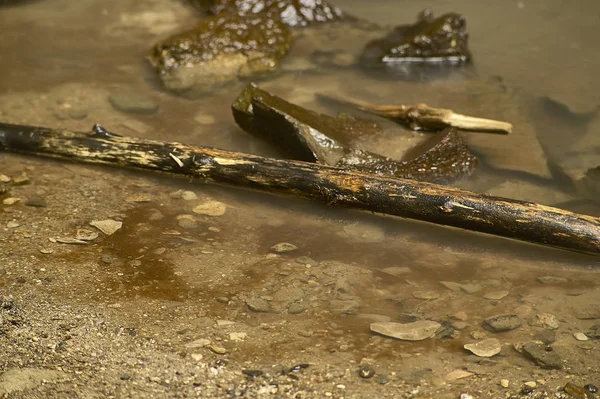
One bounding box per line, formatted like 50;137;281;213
148;13;291;92
108;92;159;115
482;314;522;332
24;195;47;208
189;0;346;27
360;10;471;81
585;324;600;339
534;329;556;345
232;83;477;183
358;365;375;379
522;342;562;369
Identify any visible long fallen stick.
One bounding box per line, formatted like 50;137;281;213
0;122;598;254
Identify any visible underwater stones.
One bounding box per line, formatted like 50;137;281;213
528;313;560;330
190;0;346;27
89;219;122;236
148;13;291;92
464;338;501;358
192;200;227;216
521;342;562;370
232;83;477;183
482;314;522;333
370;320;441;341
360;10;471;80
108;91;159;115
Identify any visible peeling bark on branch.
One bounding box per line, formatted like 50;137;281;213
0;122;599;254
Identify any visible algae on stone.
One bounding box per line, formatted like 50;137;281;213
148;13;292;92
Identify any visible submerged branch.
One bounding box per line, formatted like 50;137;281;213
319;95;513;134
0;121;598;254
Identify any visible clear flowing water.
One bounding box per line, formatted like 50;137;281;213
1;1;600;397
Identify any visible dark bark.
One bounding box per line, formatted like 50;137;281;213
1;121;599;254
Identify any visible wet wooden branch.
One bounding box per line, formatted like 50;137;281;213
319;95;513;134
1;121;599;254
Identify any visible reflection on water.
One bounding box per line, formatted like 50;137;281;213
1;0;600;396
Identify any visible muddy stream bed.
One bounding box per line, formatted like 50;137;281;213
1;1;600;398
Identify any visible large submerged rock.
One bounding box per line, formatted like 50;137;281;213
360;10;471;80
232;83;477;183
189;0;346;27
148;13;292;92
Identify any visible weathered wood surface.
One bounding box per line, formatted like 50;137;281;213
1;121;599;254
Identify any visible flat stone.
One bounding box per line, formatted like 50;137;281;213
186;338;211;348
76;229;99;241
229;332;247;341
329;299;360;315
342;223;385;243
412;290;440;300
287;302;307;314
355;314;392;323
270;242;298;253
193;200;227;216
0;174;10;183
6;221;19;228
246;297;271;313
522;342;562;369
585;324;600;339
24;195;47;207
440;281;462;291
534;329;556;345
370;320;441;341
208;345;227;354
460;283;483;294
108;91;159;114
482;314;522;332
382;266;411;276
573;332;589;341
528;313;560;330
295;256;317;266
573;304;600;320
2;197;21;205
483;290;509;301
181;191;198;200
536;276;569;284
194;112;216;125
451;311;468;321
90;219;123;236
56;237;88;245
464;338;502;357
0;368;66;394
445;369;474;381
176;214;198;229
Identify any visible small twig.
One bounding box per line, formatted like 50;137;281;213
319;95;513;134
1;121;599;254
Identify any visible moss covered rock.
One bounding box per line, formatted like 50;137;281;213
148;13;292;92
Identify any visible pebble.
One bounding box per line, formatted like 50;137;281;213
176;215;198;229
181;191;198;201
56;237;88;245
464;338;501;357
381;266;411;276
76;229;99;241
24;195;47;207
460;283;483;294
208;345;227;354
440;281;462;291
358;365;376;379
522;342;562;369
190;353;203;362
534;329;556;345
483;290;509;300
270;242;298;253
100;254;113;264
412;290;440;300
585;324;600;339
451;311;468;321
12;173;30;185
295;256;317;266
90;219;122;236
125;193;153;203
3;197;21;205
246;297;271;313
108;91;159;114
573;332;589;341
68;106;88;120
528;313;559;330
40;248;54;254
370;320;441;341
216;320;235;326
573;304;600;320
482;314;522;332
536;275;568;284
7;221;20;228
193;200;227;216
515;304;533;318
445;369;474;381
229;332;247;341
287;302;306;315
0;174;10;182
186;338;211;348
329;299;360;315
500;379;510;388
194;113;216;125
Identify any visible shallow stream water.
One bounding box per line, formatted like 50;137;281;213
1;1;600;398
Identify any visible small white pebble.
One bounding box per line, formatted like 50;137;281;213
500;379;509;388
